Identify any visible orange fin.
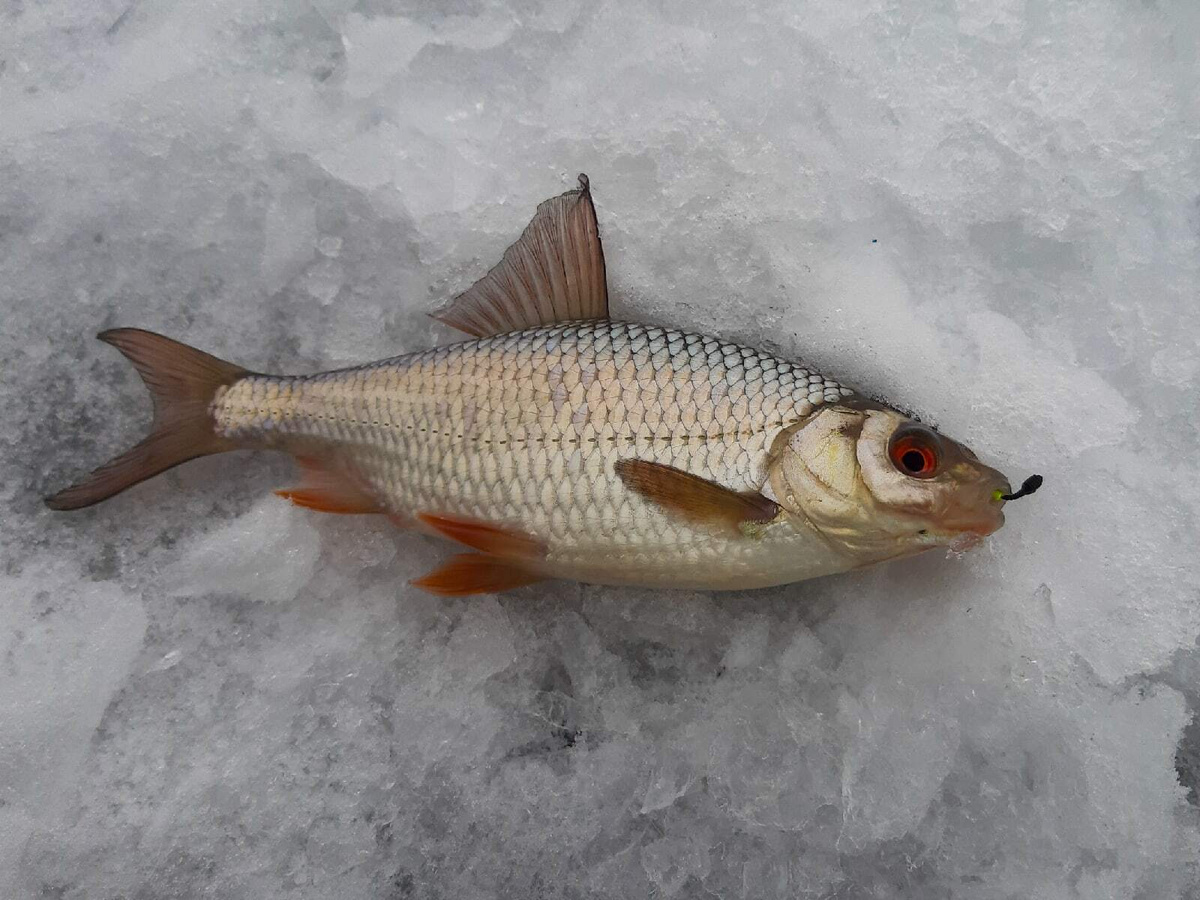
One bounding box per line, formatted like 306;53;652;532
276;457;382;514
412;553;543;596
416;513;545;558
614;458;780;534
430;174;608;337
45;329;250;510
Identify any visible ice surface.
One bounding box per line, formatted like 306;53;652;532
163;498;323;604
3;0;1199;896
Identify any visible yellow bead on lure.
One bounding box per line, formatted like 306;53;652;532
45;176;1040;595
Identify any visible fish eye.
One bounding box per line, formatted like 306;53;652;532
888;426;941;479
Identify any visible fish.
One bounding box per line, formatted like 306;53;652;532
45;175;1038;595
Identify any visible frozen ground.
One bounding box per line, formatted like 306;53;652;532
2;0;1199;896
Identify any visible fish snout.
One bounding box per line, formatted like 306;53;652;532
935;470;1010;542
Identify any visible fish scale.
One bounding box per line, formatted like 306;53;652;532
212;320;859;588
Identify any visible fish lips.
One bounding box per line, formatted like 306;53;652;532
926;476;1011;548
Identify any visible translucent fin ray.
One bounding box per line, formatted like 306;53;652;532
44;329;249;510
431;174;608;337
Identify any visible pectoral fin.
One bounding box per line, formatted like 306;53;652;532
430;175;608;336
614;459;780;535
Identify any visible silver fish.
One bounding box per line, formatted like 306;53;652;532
47;176;1035;594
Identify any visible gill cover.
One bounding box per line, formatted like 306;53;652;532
768;406;879;551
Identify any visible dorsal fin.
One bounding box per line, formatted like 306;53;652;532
431;174;609;337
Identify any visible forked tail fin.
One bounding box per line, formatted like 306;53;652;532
44;328;250;510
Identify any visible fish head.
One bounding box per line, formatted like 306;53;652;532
768;403;1011;564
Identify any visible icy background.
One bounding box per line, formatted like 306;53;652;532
3;0;1199;896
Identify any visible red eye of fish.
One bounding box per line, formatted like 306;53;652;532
888;429;941;479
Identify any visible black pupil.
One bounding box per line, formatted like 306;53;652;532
901;449;927;473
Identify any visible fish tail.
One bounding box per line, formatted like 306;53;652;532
44;328;250;510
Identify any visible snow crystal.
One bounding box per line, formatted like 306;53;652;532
3;0;1199;896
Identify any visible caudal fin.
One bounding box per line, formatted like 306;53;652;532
44;328;250;510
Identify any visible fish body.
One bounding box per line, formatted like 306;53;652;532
46;176;1029;594
214;321;859;589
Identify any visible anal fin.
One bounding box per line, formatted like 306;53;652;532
412;553;543;596
276;457;382;515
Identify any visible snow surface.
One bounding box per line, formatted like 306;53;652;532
3;0;1200;896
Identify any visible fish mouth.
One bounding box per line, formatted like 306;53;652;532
930;475;1010;548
